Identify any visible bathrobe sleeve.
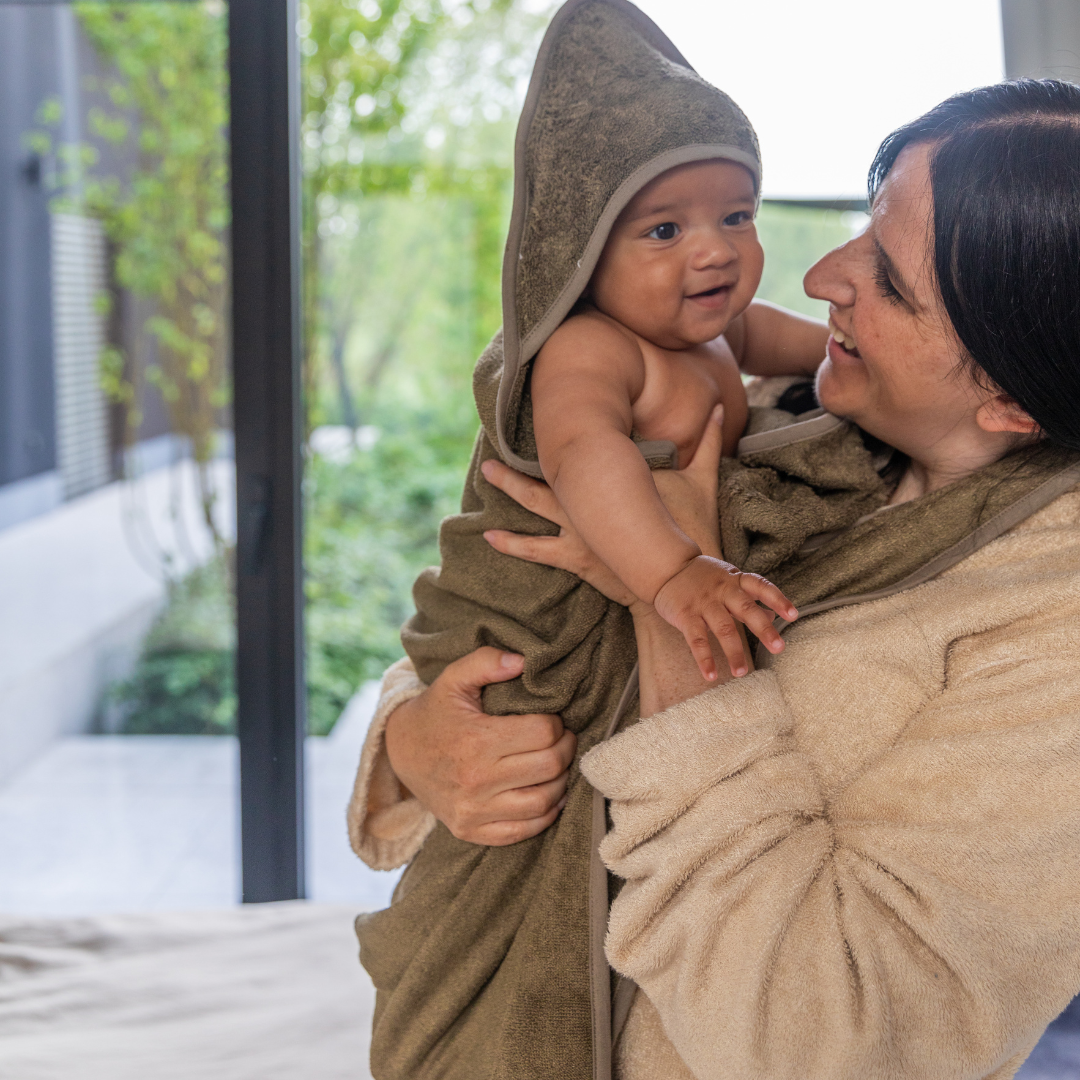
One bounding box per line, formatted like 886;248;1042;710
581;609;1080;1080
346;658;435;871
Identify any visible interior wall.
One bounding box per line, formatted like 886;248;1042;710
1001;0;1080;81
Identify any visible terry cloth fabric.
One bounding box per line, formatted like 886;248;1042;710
352;2;1080;1078
357;4;762;1077
584;483;1080;1080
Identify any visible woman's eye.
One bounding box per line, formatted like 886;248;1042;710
873;263;904;306
648;222;679;241
723;210;751;227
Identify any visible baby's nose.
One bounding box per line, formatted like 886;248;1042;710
692;231;738;267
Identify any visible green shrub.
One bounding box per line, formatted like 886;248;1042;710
303;406;475;734
115;648;236;735
111;559;236;735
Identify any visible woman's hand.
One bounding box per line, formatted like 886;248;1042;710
384;647;577;846
651;404;724;558
480;459;638;606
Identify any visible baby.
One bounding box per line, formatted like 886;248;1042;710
530;158;828;680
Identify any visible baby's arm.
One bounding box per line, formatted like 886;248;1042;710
532;314;699;607
532;316;797;680
724;298;828;378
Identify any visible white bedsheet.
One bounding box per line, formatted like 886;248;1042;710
0;902;374;1080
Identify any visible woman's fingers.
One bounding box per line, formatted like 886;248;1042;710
484;529;569;568
469;799;568;847
497;728;577;789
384;646;576;847
468;759;575;846
440;645;525;706
686;403;725;478
446;749;574;845
483;528;639;608
491;771;570;821
480;458;566;526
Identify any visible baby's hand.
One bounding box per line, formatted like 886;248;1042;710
652;556;798;681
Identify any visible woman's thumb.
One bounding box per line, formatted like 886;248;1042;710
443;646;524;698
686;404;724;475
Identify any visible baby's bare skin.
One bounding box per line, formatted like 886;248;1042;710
612;311;748;465
531;159;827;679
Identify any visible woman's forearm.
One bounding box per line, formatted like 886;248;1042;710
631;601;753;716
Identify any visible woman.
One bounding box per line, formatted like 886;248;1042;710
350;80;1080;1079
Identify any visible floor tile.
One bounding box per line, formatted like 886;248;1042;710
0;683;400;915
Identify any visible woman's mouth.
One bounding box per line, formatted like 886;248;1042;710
828;316;861;358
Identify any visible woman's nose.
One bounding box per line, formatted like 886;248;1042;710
804;237;858;309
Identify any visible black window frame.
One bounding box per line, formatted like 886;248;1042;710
229;0;305;904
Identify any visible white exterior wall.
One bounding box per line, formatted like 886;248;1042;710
0;460;234;788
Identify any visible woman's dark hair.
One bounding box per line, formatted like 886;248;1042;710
868;79;1080;450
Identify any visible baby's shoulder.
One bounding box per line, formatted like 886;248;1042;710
537;309;645;376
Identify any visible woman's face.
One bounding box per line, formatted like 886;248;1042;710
804;144;992;463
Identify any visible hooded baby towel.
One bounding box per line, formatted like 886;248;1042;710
357;8;772;1078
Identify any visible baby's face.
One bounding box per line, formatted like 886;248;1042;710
590;160;763;350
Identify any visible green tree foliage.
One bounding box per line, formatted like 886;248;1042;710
95;0;856;737
298;0;552;732
298;0;439;426
76;2;232;555
301;0;547;427
101;0;550;735
304;418;470;731
755;203;860;319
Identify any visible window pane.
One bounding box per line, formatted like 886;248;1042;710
0;0;237;913
755;203;866;320
299;0;548;905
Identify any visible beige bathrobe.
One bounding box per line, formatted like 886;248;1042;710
349;482;1080;1080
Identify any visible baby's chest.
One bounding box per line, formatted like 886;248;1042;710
631;348;739;461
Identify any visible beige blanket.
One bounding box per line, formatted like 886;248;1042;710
0;903;374;1080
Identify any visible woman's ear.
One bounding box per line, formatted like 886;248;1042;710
975;393;1039;436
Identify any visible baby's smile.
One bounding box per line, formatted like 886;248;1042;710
589;159;763;351
686;283;734;309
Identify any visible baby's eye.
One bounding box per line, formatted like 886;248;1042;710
723;210;752;227
648;222;679;241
